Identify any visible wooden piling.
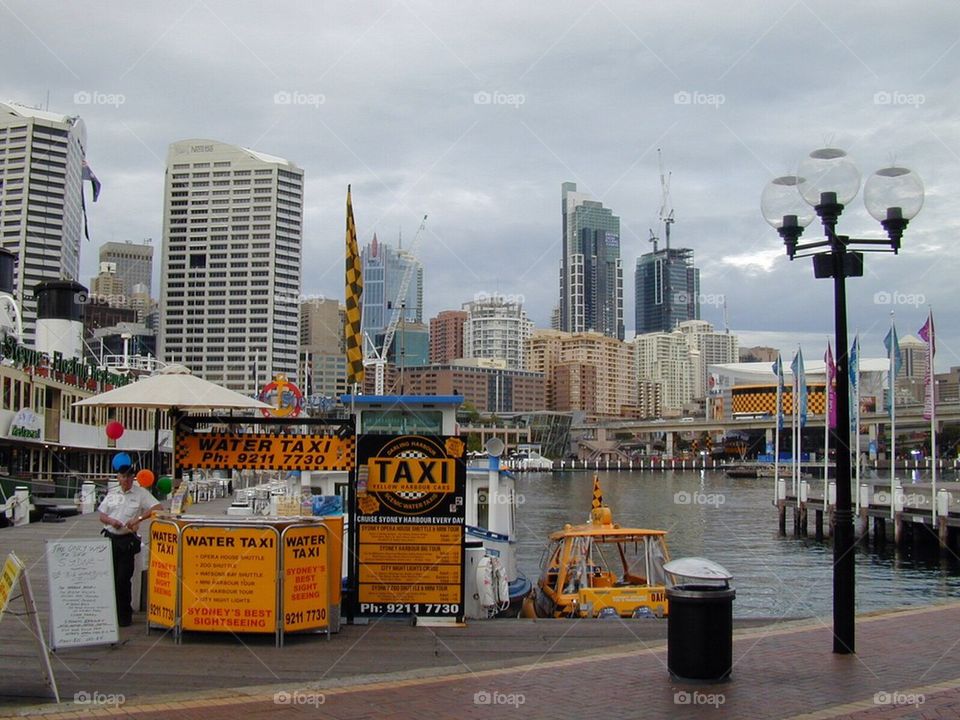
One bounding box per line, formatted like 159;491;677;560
815;509;823;541
778;502;786;536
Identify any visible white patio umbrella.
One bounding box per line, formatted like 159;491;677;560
73;364;272;480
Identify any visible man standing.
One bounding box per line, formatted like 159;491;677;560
97;466;162;627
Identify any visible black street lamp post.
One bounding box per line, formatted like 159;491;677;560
761;148;924;654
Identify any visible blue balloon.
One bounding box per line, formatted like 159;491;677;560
112;452;133;471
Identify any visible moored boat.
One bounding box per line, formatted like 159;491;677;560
524;475;672;619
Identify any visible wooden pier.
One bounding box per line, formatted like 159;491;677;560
777;477;960;552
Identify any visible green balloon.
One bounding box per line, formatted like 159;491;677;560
157;476;173;494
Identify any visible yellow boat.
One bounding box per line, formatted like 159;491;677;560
524;476;672;619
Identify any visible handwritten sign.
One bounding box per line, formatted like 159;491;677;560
46;540;118;649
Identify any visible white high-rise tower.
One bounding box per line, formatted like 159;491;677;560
0;102;89;345
159;139;303;394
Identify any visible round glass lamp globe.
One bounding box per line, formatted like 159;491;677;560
797;148;861;207
864;166;924;222
761;176;815;229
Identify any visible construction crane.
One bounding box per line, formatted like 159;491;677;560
657;148;675;250
363;214;428;395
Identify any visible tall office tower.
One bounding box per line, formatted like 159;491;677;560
896;334;929;405
462;294;533;370
159;139;303;394
99;240;153;297
677;320;739;399
559;182;624;340
90;262;126;300
300;298;346;401
429;309;467;364
635;246;700;334
360;234;423;352
0;102;90;346
632;331;695;414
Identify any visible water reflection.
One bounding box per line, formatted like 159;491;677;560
514;469;960;618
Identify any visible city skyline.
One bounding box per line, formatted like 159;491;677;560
2;2;957;371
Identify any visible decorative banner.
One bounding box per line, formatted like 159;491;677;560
281;525;329;633
148;521;179;628
354;435;465;619
180;526;279;633
344;185;364;387
176;433;354;471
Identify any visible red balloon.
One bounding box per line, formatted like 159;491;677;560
136;469;155;487
105;421;124;440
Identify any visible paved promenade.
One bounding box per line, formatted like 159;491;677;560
2;497;959;718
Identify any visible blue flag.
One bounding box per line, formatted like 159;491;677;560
791;348;807;428
849;335;860;432
772;354;784;431
883;325;901;417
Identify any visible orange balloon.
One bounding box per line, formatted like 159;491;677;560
136;469;155;487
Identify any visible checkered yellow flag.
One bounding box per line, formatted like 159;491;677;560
591;473;603;510
344;185;364;387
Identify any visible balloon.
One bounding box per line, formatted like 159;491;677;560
112;453;132;472
105;421;124;440
136;469;155;487
157;476;173;494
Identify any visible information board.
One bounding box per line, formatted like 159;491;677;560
176;433;354;471
46;539;118;649
180;525;279;633
147;520;179;628
0;552;23;621
354;435;465;619
281;525;329;632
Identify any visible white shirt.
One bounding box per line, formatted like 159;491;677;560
98;484;159;536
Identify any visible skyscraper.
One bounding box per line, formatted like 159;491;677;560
462;294;533;370
361;234;423;353
429;309;467;364
560;183;623;340
0;102;90;345
159;139;303;394
99;241;153;298
635;246;700;334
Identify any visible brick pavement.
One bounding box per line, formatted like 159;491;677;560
6;602;960;719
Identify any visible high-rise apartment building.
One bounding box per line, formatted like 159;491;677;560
677;320;739;399
632;330;695;414
99;240;153;298
361;234;422;352
559;183;623;340
635;246;700;334
463;294;533;370
159;139;302;394
429;309;466;364
0;102;89;345
300;298;346;401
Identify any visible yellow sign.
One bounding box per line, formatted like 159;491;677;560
147;521;179;628
180;526;278;633
176;433;354;471
367;457;456;493
0;552;24;621
281;526;329;632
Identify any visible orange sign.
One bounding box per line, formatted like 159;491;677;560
176;433;354;471
180;526;278;633
281;526;329;633
147;521;179;628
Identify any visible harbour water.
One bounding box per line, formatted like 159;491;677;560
513;469;960;618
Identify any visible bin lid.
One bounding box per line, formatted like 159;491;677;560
663;557;732;582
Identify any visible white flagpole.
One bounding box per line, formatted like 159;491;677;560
889;312;896;520
928;309;937;526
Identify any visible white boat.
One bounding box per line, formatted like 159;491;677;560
513;450;554;471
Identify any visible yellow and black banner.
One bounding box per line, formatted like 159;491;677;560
176;433;355;471
344;185;364;387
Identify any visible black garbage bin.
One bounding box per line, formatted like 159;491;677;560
663;558;735;682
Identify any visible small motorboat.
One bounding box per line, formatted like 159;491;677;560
523;475;672;619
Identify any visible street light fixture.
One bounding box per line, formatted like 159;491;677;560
761;147;924;655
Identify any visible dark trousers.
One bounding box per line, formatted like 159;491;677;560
104;531;140;624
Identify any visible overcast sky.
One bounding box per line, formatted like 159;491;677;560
2;1;957;370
